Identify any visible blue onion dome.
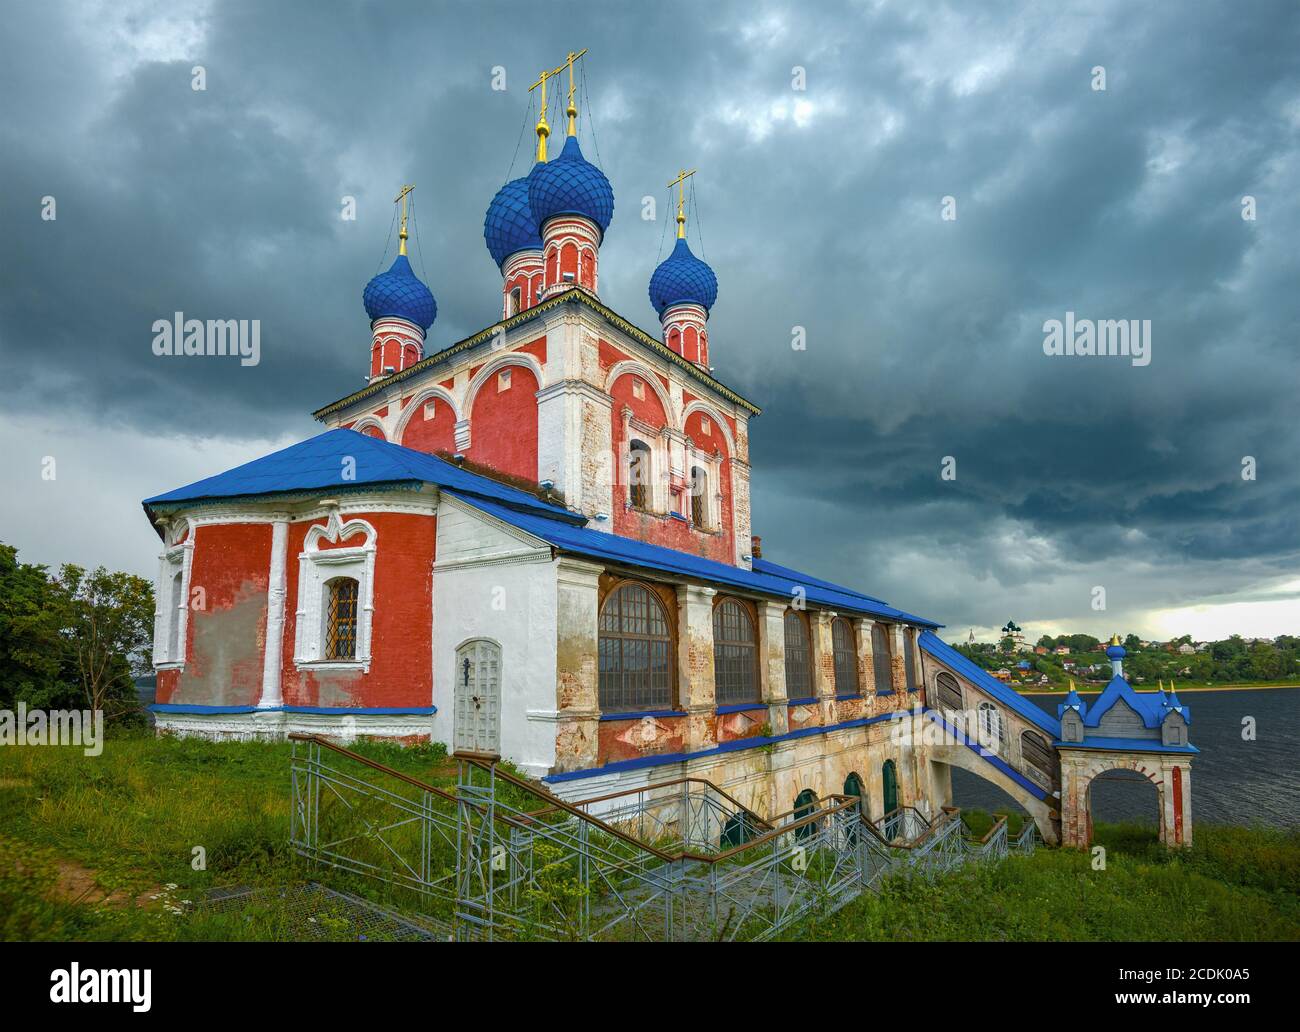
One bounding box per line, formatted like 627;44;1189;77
527;135;614;236
1105;636;1126;661
362;254;436;331
648;237;719;318
484;170;544;268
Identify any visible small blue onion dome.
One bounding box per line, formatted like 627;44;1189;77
1105;640;1126;661
484;171;543;268
362;254;436;331
527;135;614;235
648;237;718;318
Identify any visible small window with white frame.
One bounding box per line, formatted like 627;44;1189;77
294;515;377;670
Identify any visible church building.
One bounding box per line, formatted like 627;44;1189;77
141;56;1192;845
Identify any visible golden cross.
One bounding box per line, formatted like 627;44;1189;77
563;48;588;136
394;183;415;255
668;168;697;238
529;64;565;162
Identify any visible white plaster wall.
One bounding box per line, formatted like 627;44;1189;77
432;501;558;777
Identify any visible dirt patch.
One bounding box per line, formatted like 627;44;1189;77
51;860;166;909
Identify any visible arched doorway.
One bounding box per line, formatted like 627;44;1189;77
881;760;899;839
843;772;865;846
793;788;818;843
843;772;865;811
881;760;899;815
1085;768;1161;847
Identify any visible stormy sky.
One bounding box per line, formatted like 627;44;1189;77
2;0;1297;642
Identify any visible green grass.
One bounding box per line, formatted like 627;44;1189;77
0;728;454;940
3;732;1297;941
787;815;1300;941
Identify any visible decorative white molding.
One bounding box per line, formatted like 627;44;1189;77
258;515;290;708
294;514;378;672
390;384;464;444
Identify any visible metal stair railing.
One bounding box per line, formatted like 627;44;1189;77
287;734;1042;941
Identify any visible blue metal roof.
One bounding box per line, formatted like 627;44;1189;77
141;428;936;628
142;429;580;523
484;171;544;268
1083;674;1190;729
453;494;938;627
363;254;437;330
649;237;718;317
527;135;614;234
919;631;1061;737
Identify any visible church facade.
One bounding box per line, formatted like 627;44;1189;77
142;59;1193;846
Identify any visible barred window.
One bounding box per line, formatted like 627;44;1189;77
832;617;858;695
690;466;708;528
1021;730;1054;781
324;577;359;661
784;610;812;698
628;440;651;510
903;627;918;691
872;622;894;693
713;599;759;705
935;671;964;712
978;702;1004;753
599;582;672;712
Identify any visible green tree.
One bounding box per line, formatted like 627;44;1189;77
52;563;154;721
0;544;70;708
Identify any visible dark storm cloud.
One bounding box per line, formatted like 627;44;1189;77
1;0;1297;635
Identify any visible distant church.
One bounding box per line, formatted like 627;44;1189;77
142;56;1194;846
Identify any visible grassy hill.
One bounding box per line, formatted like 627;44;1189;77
2;730;1297;941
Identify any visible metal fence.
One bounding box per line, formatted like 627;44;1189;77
289;734;1039;942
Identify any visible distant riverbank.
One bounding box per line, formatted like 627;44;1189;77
1016;682;1300;696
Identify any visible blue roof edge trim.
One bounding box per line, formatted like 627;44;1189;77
151;703;436;716
919;630;1062;738
1054;737;1198;755
543;710;901;784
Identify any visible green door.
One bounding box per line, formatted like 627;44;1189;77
882;760;898;815
843;773;865;845
843;772;864;809
794;789;818;842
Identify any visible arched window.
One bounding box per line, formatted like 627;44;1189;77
977;702;1004;753
935;671;964;712
167;570;183;659
690;465;708;527
599;582;672;712
832;617;858;695
903;627;918;691
324;577;360;661
871;622;894;694
784;610;812;698
1020;730;1054;783
713;599;758;705
628;440;652;510
508;287;521;316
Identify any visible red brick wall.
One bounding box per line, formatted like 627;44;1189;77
467;363;540;482
279;512;436;710
163;522;272;707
